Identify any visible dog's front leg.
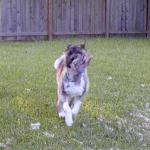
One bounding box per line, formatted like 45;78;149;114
72;99;82;118
63;101;73;127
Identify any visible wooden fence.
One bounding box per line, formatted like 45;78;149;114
0;0;150;40
53;0;106;35
0;0;48;40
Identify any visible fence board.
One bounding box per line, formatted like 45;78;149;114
74;0;79;32
56;0;62;32
61;0;65;32
48;0;53;39
100;0;106;33
7;0;11;33
0;1;1;33
90;0;94;33
148;0;150;37
106;0;110;37
66;0;71;32
1;0;7;33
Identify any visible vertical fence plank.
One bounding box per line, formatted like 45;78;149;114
21;0;26;32
99;0;105;34
74;0;79;32
48;0;53;39
90;0;93;33
39;0;42;32
147;0;150;37
7;0;11;34
82;0;85;33
56;0;62;32
30;0;34;32
70;0;74;32
88;0;92;33
17;0;21;34
66;0;71;33
143;0;147;31
60;0;64;33
80;0;82;33
94;0;98;33
16;0;21;40
78;0;83;33
85;0;88;32
43;0;48;33
12;0;17;33
26;0;30;33
0;0;1;33
106;0;110;37
35;0;39;32
61;0;65;33
52;0;56;33
1;0;7;33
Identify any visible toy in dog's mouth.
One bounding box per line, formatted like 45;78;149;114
66;44;92;73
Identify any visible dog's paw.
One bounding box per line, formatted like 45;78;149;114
58;111;65;118
65;118;73;127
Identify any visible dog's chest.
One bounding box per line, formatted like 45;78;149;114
63;74;85;97
68;76;84;88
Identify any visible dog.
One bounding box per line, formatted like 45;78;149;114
54;43;92;127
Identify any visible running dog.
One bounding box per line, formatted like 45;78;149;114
54;43;92;127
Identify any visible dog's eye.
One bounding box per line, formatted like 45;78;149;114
70;55;77;61
71;57;77;61
71;57;74;61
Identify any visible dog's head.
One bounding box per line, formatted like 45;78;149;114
65;43;92;73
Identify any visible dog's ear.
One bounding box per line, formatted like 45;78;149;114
65;44;72;52
80;41;86;49
67;44;72;50
80;43;85;49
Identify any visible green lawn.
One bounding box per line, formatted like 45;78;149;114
0;38;150;150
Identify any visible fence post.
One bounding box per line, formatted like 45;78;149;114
147;0;150;38
48;0;53;40
106;0;110;38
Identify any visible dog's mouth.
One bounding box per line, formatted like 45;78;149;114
70;54;92;73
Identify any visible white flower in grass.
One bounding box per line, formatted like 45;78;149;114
140;84;145;88
145;103;150;108
107;76;112;80
0;143;7;148
6;137;15;146
43;131;54;138
31;122;41;130
25;88;31;93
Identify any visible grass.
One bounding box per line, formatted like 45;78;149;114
0;38;150;150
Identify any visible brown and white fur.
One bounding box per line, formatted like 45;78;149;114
54;44;92;127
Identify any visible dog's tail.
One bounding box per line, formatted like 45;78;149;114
54;54;65;70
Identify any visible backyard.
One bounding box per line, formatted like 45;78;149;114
0;38;150;149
